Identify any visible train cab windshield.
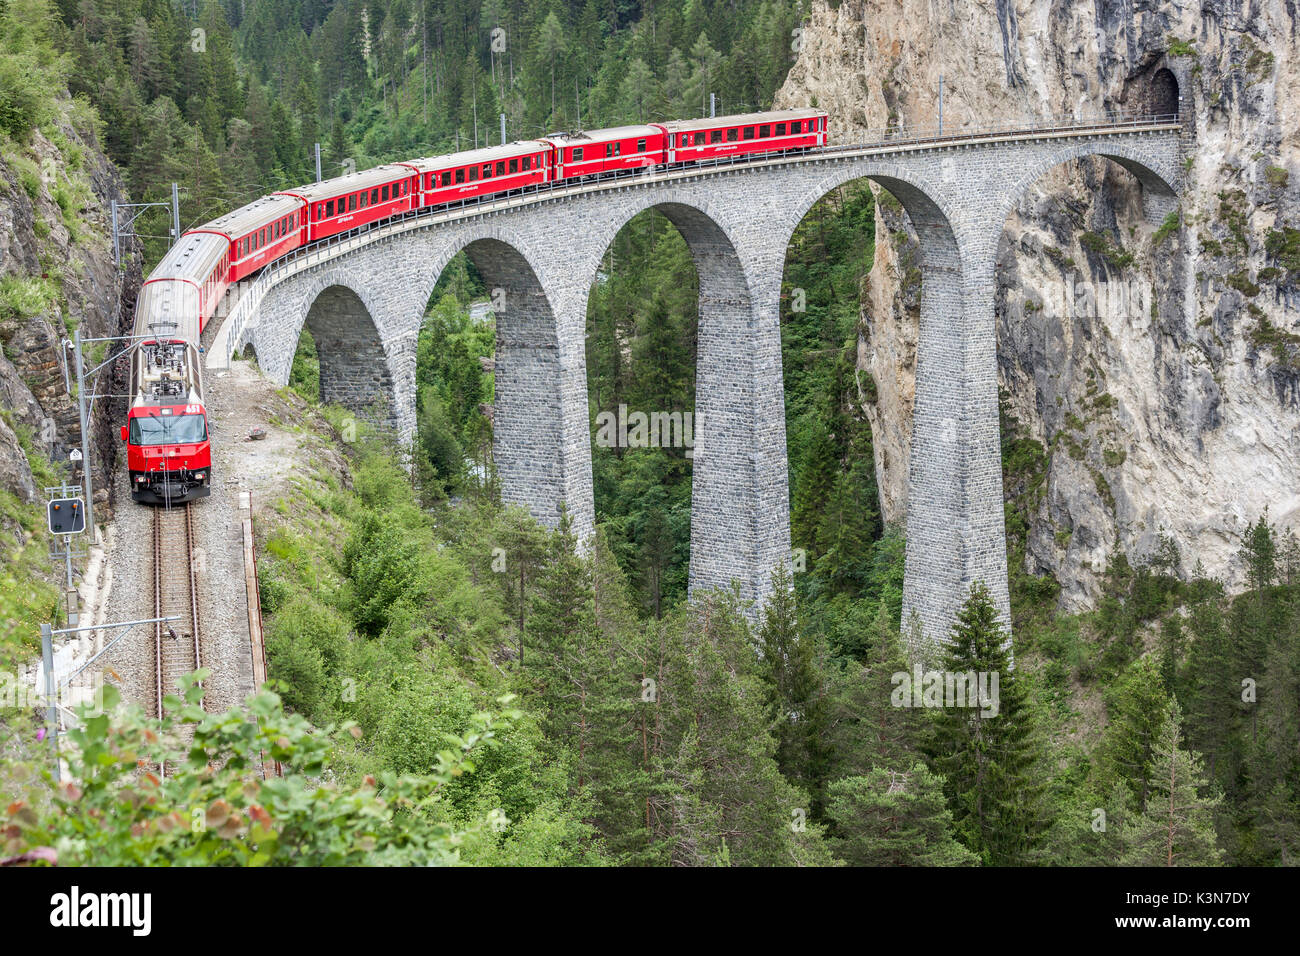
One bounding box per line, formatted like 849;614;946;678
129;413;208;445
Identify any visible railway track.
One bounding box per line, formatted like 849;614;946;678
151;502;204;745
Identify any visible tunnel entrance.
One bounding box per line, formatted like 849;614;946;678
1150;67;1179;118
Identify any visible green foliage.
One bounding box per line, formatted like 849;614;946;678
1152;210;1180;246
1118;699;1224;866
287;328;319;401
0;274;59;322
1264;226;1300;273
1079;230;1135;270
928;583;1047;865
826;764;977;866
1;679;523;865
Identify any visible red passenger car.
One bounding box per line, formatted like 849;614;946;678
658;109;826;165
401;141;552;208
542;125;665;181
276;165;417;243
192;194;306;284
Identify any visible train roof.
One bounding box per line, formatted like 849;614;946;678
401;140;550;174
542;124;661;145
196;194;302;239
659;109;825;132
148;231;228;283
134;277;203;343
276;165;414;203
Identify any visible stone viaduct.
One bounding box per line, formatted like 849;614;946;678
208;119;1184;646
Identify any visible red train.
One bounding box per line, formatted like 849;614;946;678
124;109;827;504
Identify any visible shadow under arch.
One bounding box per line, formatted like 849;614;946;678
301;282;398;429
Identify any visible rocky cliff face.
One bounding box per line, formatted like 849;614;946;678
777;0;1300;606
0;112;140;523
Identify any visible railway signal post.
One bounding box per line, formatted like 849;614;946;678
45;485;86;629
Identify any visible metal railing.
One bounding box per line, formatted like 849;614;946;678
206;111;1182;367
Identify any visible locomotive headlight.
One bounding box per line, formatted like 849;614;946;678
194;472;205;480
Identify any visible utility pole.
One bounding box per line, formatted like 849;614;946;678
72;328;92;535
315;143;322;182
40;623;58;782
500;112;507;145
171;182;180;241
110;200;119;266
938;74;944;135
710;92;715;118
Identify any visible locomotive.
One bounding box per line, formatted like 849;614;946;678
123;108;828;504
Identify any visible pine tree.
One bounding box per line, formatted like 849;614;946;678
1119;699;1224;866
927;582;1045;865
826;764;977;866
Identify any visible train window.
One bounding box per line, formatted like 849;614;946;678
468;166;478;181
260;229;267;246
606;143;613;158
439;172;450;187
316;203;324;219
760;125;771;137
371;188;379;204
455;168;465;184
484;164;493;178
509;158;518;173
326;200;335;218
637;138;646;152
360;191;368;208
348;194;356;211
614;142;622;155
776;123;786;135
744;127;755;140
572;148;583;161
693;132;705;145
522;156;531;170
727;128;738;141
381;185;389;201
710;130;722;143
679;134;688;147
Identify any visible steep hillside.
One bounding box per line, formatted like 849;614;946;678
0;0;140;655
777;0;1299;607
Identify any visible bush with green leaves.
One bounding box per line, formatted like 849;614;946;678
1;675;522;866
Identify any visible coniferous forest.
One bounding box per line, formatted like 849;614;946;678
0;0;1297;879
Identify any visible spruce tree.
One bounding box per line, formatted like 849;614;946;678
928;582;1044;865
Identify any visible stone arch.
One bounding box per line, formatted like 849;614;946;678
301;283;398;429
1149;67;1179;118
779;161;1006;649
414;229;587;538
578;192;785;607
997;140;1180;234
